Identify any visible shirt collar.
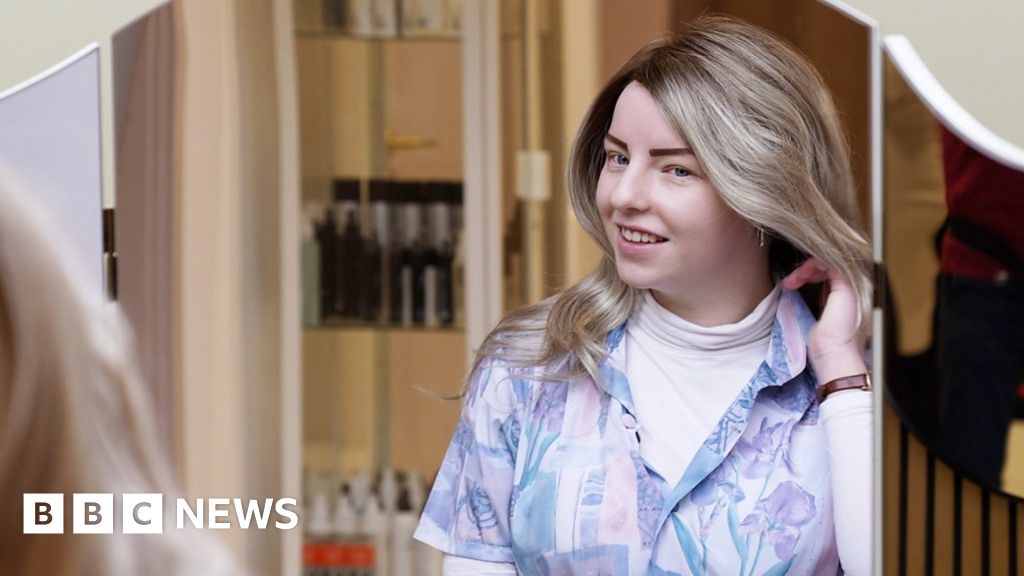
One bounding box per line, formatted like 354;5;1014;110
600;288;815;411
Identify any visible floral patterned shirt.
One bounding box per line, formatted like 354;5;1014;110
414;289;838;575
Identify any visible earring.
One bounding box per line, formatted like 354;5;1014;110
758;227;766;248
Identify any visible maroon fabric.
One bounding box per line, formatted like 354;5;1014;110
939;126;1024;280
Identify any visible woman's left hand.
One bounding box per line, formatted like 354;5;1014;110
781;257;868;383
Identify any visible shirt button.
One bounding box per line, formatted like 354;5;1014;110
621;413;638;430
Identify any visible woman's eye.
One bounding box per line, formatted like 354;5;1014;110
669;166;692;178
606;152;628;166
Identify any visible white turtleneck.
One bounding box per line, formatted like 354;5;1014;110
625;284;781;485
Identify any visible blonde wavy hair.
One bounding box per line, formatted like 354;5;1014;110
470;15;872;390
0;167;240;574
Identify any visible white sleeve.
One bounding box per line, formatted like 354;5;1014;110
442;553;517;575
820;388;874;576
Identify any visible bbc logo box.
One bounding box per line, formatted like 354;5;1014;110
24;493;163;534
23;494;63;534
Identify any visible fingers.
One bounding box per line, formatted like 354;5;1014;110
781;258;830;290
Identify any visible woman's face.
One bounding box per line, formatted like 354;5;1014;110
596;81;762;306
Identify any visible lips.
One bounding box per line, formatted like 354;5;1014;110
618;225;667;244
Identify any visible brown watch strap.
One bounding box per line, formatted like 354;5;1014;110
817;373;872;402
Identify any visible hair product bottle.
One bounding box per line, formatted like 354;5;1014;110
340;203;363;318
389;194;406;325
302;205;322;326
391;482;416;576
411;200;430;326
315;206;338;321
400;202;421;327
372;189;391;323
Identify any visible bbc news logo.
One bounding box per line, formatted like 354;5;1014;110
24;494;299;534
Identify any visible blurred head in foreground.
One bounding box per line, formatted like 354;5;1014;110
0;167;239;574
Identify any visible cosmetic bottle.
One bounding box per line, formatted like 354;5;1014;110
423;261;438;328
348;0;374;36
391;484;416;576
449;188;465;328
436;241;454;327
400;202;422;327
340;204;363;318
389;195;406;325
331;203;351;318
315;206;338;320
334;490;356;532
412;202;429;326
451;228;465;329
361;230;381;322
444;0;464;34
306;490;333;542
380;468;398;517
302;205;322;326
344;471;376;575
429;187;454;326
349;470;370;517
371;0;398;37
321;0;347;30
372;188;391;323
402;0;443;36
303;471;379;576
362;493;385;576
379;469;399;575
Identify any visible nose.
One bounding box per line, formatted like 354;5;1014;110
608;166;651;213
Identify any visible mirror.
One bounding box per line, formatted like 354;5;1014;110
0;45;103;298
883;35;1024;496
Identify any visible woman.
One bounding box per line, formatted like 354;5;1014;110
415;15;873;575
0;166;241;574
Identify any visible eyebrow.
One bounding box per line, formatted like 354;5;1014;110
605;133;694;158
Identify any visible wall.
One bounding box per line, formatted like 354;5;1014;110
0;0;169;207
841;0;1024;148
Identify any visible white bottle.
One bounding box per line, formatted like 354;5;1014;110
380;469;399;518
379;469;399;576
392;485;416;576
363;493;387;576
349;470;370;517
306;490;333;542
333;491;357;539
347;0;373;36
406;471;425;512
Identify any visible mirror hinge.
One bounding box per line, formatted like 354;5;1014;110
103;208;117;301
873;261;885;310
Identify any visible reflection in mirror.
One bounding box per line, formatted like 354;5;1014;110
884;36;1024;496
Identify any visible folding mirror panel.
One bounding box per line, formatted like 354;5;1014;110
882;34;1024;574
883;34;1024;500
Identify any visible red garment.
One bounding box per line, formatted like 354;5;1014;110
939;126;1024;281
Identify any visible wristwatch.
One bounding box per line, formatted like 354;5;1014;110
817;373;872;402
